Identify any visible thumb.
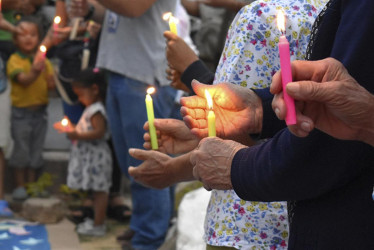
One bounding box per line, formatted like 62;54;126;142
286;81;332;103
128;148;150;161
163;30;177;40
191;79;213;98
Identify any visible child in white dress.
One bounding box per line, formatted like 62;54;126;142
55;68;112;236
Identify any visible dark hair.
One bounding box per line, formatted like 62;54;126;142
14;16;43;40
72;68;107;101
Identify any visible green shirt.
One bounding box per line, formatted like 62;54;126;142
0;11;16;41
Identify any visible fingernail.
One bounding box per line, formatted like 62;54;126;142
286;83;299;94
274;108;280;118
129;148;135;154
301;122;311;132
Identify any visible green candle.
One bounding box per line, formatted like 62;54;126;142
145;87;158;150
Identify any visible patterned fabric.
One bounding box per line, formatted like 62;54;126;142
205;0;327;249
67;102;112;192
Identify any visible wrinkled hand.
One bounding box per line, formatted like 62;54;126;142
143;119;199;155
191;137;246;190
180;80;262;143
128;149;174;189
164;31;199;74
68;0;89;19
271;57;374;144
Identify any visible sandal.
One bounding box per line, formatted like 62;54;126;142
67;206;94;224
107;205;131;222
0;200;13;218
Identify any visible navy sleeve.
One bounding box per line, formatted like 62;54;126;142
181;60;214;93
251;88;286;139
231;129;374;202
232;0;374;202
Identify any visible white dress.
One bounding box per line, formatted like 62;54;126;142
67;102;112;192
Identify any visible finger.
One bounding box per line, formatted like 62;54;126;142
270;70;282;94
128;166;137;177
272;91;287;120
180;106;207;120
163;30;177;40
190;128;209;138
183;115;208;130
180;95;207;109
191;79;214;98
286;81;332;103
128;148;152;161
203;183;212;191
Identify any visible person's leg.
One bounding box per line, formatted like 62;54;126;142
113;77;176;249
26;168;36;183
93;191;108;226
0;149;4;200
14;168;26;188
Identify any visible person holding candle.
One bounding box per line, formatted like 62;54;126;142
54;68;112;236
181;0;374;248
131;0;326;249
6;17;54;200
70;0;180;249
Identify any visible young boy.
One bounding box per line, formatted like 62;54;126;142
7;17;54;200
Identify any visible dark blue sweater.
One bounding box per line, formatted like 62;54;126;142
231;0;374;249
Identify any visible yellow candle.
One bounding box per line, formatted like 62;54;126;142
163;12;178;35
145;87;158;150
205;90;216;137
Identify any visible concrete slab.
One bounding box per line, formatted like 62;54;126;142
47;218;81;250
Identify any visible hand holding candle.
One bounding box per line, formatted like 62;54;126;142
277;10;296;125
163;12;178;35
53;116;73;133
205;90;216;137
145;87;159;150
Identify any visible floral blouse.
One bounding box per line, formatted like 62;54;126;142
204;0;327;249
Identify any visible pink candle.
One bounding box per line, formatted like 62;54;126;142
53;16;61;38
39;45;47;60
277;11;296;125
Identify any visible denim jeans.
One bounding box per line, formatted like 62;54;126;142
106;73;176;249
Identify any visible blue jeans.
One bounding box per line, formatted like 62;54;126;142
106;73;176;249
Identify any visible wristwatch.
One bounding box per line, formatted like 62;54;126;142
84;4;95;21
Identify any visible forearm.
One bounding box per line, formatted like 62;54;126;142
75;130;105;141
95;0;156;18
16;71;41;86
88;0;106;23
169;152;195;184
0;19;17;33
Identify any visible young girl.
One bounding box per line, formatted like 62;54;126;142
55;68;112;236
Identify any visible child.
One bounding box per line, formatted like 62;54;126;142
7;17;55;200
54;68;112;236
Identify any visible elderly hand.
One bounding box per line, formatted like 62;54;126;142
180;80;262;143
271;58;374;145
191;137;246;190
128;149;175;189
143;119;199;155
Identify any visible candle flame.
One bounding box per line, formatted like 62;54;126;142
163;12;179;24
40;45;47;53
277;10;285;33
54;16;61;24
205;90;213;109
147;87;156;95
163;12;172;21
61;117;69;126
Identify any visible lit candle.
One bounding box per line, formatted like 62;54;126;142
205;90;216;137
53;16;61;37
39;45;47;61
277;10;296;125
61;116;70;132
163;12;178;35
145;87;158;150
